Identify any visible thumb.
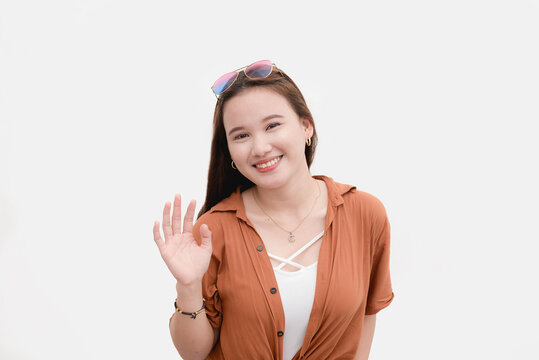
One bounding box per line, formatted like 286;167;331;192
199;223;212;250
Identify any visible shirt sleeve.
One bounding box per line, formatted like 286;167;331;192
365;201;395;315
195;216;223;329
201;256;223;329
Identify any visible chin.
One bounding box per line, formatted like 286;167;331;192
250;172;291;190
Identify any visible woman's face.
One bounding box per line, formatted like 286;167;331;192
222;87;313;189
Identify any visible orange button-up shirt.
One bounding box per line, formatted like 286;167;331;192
172;175;394;359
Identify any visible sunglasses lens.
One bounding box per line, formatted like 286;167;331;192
212;72;238;95
245;60;273;78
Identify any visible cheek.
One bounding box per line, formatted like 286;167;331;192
227;144;239;160
280;132;305;154
228;142;248;162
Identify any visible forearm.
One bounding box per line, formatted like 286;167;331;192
355;314;376;360
169;281;216;360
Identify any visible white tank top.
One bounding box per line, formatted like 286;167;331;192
267;231;324;360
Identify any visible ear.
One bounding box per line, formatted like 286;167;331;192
300;118;313;138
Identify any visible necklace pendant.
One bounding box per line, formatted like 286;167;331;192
288;233;296;243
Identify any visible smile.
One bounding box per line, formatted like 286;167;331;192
253;155;283;171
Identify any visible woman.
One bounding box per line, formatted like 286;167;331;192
153;60;394;360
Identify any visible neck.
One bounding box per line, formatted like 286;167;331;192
253;170;320;217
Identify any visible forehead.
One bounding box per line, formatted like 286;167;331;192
222;87;295;128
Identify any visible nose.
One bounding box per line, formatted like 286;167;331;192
251;134;272;157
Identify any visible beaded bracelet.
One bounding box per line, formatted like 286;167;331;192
174;298;206;319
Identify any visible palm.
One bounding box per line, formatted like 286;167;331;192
153;195;212;285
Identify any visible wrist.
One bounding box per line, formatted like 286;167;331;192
175;281;204;313
174;297;206;319
176;280;202;295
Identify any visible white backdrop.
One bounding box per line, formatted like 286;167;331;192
1;0;538;359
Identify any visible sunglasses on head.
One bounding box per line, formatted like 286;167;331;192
211;60;276;98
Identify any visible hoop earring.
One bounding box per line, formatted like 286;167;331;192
306;137;312;146
231;160;237;170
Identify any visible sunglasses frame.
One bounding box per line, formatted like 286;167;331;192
211;60;277;99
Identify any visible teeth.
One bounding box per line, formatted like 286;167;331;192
255;156;281;168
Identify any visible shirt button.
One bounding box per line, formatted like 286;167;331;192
277;331;284;337
256;245;264;252
270;287;277;294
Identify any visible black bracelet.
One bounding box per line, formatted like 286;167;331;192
174;298;206;319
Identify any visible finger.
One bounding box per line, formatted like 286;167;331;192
153;221;165;251
171;194;182;235
199;223;212;250
162;201;173;240
183;199;196;234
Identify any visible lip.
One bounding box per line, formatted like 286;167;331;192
253;155;283;173
252;155;283;166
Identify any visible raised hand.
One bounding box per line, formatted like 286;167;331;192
153;194;212;286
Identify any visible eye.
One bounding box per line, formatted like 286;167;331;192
267;122;281;130
234;133;248;140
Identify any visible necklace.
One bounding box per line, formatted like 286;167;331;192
253;180;321;243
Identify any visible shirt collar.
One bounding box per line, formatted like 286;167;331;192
208;175;356;221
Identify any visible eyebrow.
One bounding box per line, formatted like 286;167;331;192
227;114;284;136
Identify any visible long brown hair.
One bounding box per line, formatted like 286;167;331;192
197;66;318;219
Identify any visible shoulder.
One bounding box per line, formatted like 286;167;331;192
192;192;243;248
347;189;387;218
193;189;241;233
340;186;391;246
329;175;386;210
193;211;224;235
333;179;388;225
